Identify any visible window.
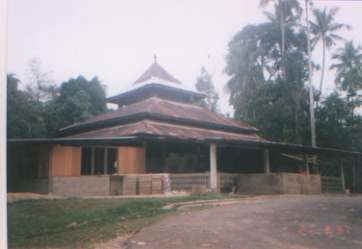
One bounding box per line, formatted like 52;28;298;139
81;147;117;175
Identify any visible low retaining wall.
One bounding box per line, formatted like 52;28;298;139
321;176;343;193
223;173;321;195
169;173;321;195
51;174;169;196
111;174;168;195
170;173;209;192
52;176;110;196
50;172;321;196
281;173;321;194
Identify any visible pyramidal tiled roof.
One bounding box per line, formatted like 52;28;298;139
134;62;182;85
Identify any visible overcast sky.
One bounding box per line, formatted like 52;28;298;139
7;0;362;114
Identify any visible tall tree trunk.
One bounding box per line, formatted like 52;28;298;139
305;0;317;147
319;38;326;94
280;0;286;79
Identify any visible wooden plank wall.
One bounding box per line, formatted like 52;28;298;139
50;146;81;176
117;147;145;174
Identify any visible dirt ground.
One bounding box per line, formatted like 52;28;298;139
106;195;362;249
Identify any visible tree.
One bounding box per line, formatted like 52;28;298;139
45;75;107;135
25;58;57;102
195;67;219;112
330;41;362;99
7;74;47;138
311;7;350;95
225;3;310;144
316;92;362;151
260;0;302;79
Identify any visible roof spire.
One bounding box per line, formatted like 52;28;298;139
153;54;157;64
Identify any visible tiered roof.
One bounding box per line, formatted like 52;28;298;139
107;62;205;106
60;61;263;143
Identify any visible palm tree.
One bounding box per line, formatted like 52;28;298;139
310;7;350;95
330;41;362;97
260;0;302;79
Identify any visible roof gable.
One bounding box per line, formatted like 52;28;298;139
134;62;182;85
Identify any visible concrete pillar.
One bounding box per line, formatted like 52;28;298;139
263;149;270;173
210;143;218;192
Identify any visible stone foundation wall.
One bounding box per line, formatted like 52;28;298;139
228;173;321;195
50;173;321;196
52;174;168;196
114;174;167;195
170;173;209;191
52;176;110;196
281;173;321;194
236;173;283;194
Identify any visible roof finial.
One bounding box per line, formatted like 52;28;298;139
153;54;157;64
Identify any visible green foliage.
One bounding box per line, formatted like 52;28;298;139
7;75;47;138
45;76;107;135
311;8;349;49
7;73;107;138
311;7;350;94
226;2;362;151
225;3;310;144
316;92;362;152
316;93;353;149
195;67;219;112
331;41;362;98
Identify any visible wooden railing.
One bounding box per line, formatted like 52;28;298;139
321;176;343;193
170;173;210;191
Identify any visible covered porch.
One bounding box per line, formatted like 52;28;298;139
8;137;362;196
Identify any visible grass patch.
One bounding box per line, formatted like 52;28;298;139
8;193;228;249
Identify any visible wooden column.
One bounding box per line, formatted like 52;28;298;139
357;156;361;193
209;143;218;192
91;147;95;175
143;142;147;173
353;157;357;193
48;146;54;192
161;143;166;172
263;149;270;173
304;154;310;176
340;159;345;191
103;148;108;175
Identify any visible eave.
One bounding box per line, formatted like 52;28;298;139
8;135;362;158
58;112;258;137
107;83;206;106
